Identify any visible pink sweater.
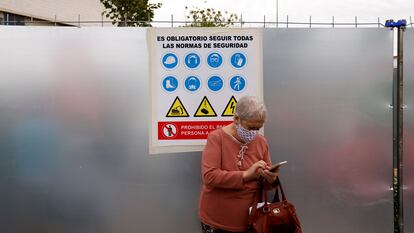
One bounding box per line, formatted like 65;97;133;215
198;128;273;232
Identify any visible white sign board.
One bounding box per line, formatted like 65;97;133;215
148;28;263;154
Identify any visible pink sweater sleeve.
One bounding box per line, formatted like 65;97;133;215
201;132;244;189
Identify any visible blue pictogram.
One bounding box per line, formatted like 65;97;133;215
230;52;247;68
207;52;223;68
230;76;246;92
162;53;178;69
184;76;201;92
207;76;224;92
162;76;179;92
185;53;201;69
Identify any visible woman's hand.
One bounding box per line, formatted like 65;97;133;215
243;160;267;182
259;168;279;183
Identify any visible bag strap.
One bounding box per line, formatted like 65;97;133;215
272;178;287;203
249;177;288;224
272;179;281;203
259;179;265;202
257;177;288;204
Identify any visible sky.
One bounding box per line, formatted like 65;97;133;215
151;0;414;27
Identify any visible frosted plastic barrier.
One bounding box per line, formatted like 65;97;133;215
263;29;394;233
0;27;201;233
0;27;395;233
403;29;414;233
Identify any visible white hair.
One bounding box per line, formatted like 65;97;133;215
235;96;267;122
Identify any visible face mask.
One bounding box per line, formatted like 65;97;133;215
236;124;258;144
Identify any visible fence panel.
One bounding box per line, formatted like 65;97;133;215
263;28;394;233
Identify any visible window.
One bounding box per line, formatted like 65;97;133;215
5;13;25;26
0;12;4;25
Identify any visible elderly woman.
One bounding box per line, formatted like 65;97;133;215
199;96;278;233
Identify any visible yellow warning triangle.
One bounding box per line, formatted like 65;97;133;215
194;96;217;117
166;96;189;117
222;96;237;117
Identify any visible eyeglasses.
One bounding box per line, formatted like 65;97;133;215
240;119;264;131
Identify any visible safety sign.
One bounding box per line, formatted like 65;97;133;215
161;123;178;138
162;76;179;92
148;28;263;153
231;52;247;68
230;75;246;92
166;97;189;117
207;52;223;68
185;53;201;69
157;121;233;140
162;53;178;69
184;76;201;92
222;96;237;117
194;96;217;117
207;76;224;92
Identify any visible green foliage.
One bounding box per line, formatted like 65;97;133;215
100;0;162;27
185;7;239;27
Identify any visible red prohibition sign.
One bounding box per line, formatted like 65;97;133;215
162;123;178;138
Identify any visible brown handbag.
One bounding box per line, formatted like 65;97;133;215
248;178;302;233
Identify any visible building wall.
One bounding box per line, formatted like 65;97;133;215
0;0;105;26
0;11;68;26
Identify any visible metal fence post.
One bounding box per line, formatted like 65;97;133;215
286;15;289;28
355;16;357;28
309;16;312;28
393;25;405;233
240;14;243;28
276;0;278;28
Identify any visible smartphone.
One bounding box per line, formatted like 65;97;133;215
268;161;288;172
